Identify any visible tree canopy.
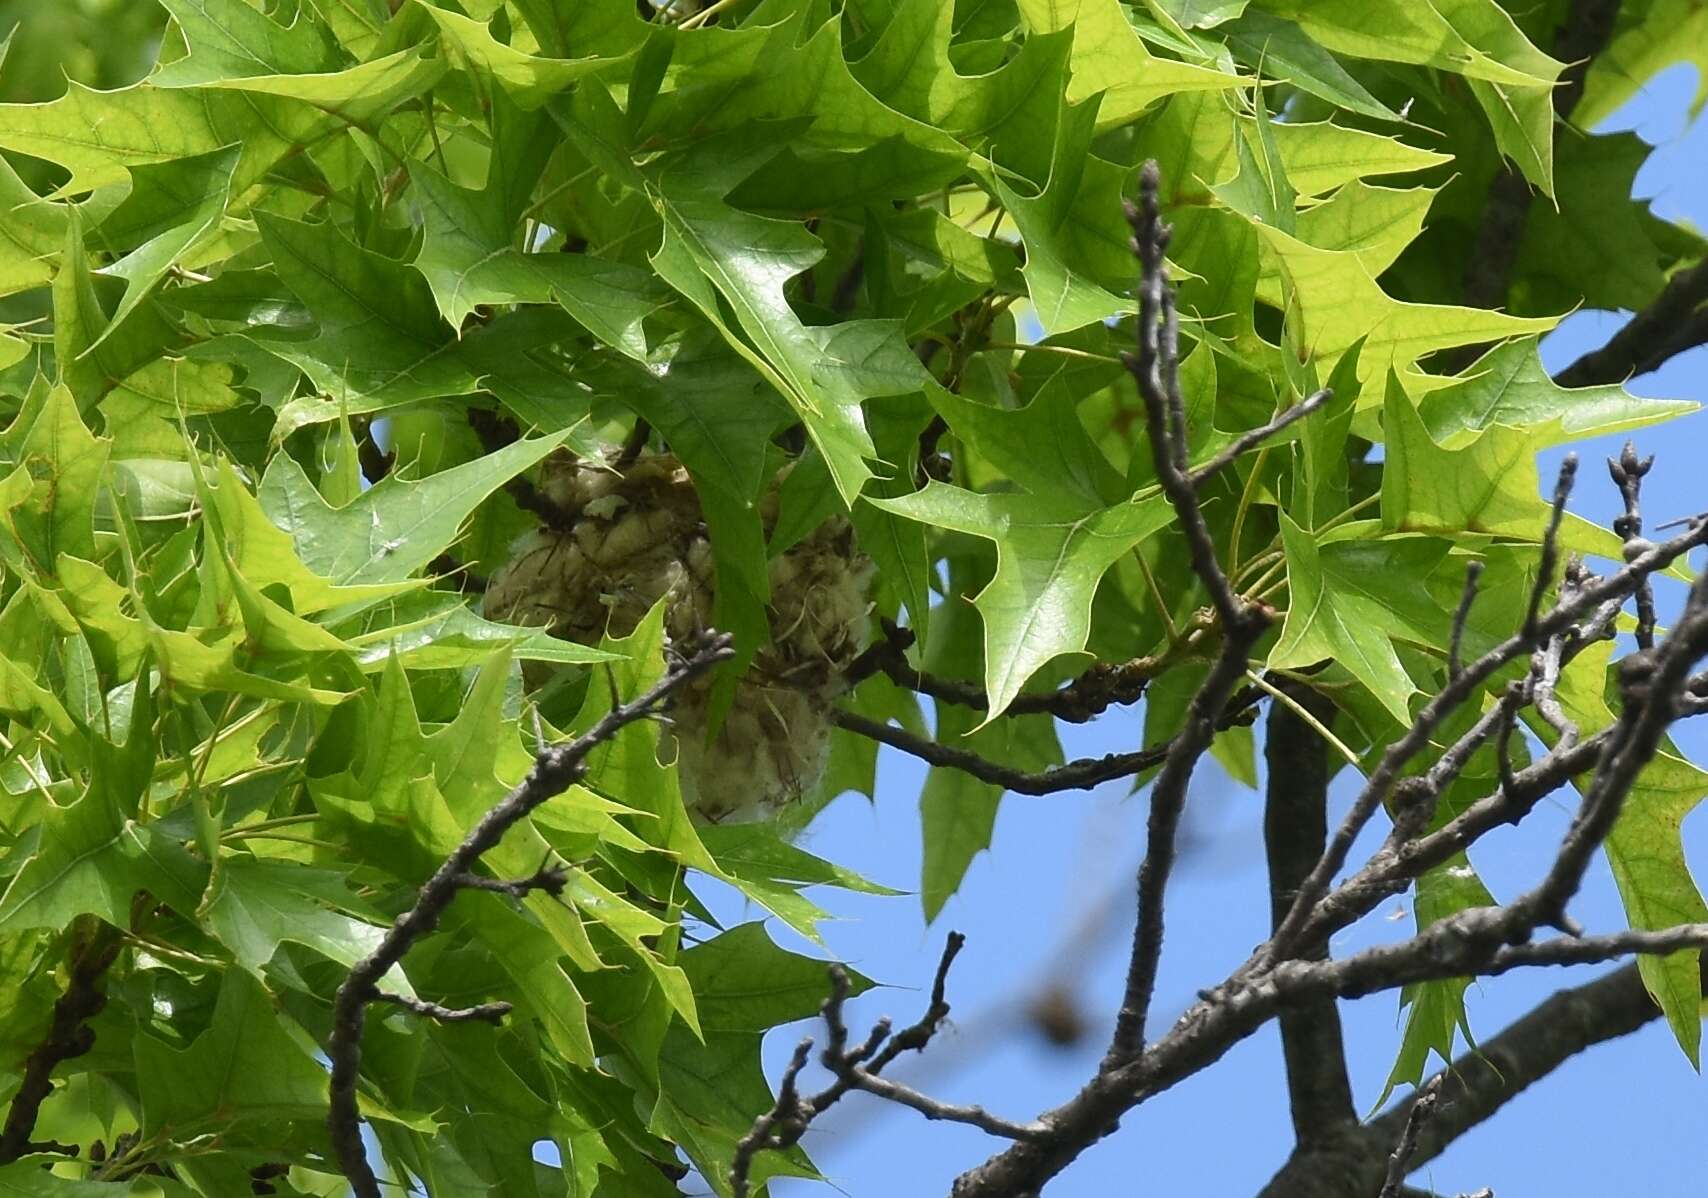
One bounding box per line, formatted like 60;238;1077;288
1;0;1706;1195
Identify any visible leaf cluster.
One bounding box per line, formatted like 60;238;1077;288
0;0;1703;1194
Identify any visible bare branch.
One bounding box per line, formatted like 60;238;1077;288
1447;560;1484;683
1517;568;1708;930
1264;962;1669;1198
328;631;736;1198
955;447;1708;1198
1264;507;1708;964
1378;1080;1439;1198
1522;456;1577;639
451;863;570;900
1106;161;1275;1063
1609;443;1658;649
842;616;1213;723
1187;387;1333;488
731;935;1041;1198
370;991;513;1024
831;692;1263;797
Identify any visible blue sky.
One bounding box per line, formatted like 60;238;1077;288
713;65;1708;1198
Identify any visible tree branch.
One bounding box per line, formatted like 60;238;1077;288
466;406;578;529
842;615;1214;724
731;934;1042;1198
0;917;121;1165
1106;160;1275;1062
1610;442;1657;649
1555;258;1708;387
1262;684;1357;1145
1187;388;1332;488
830;692;1262;797
1265;494;1708;965
1378;1080;1439;1198
952;349;1708;1198
327;631;736;1198
1262;961;1669;1198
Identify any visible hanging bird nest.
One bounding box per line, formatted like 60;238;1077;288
484;449;873;822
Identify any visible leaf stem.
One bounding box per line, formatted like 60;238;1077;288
1244;670;1362;767
1226;445;1270;580
983;341;1124;365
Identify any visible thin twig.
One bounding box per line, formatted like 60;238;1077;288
1518;568;1708;931
1609;443;1657;649
1379;1080;1440;1198
843;616;1212;723
1106;162;1276;1063
1244;670;1361;767
1448;560;1484;682
370;991;513;1024
1264;501;1708;965
1523;455;1577;639
831;690;1263;797
1187;388;1332;488
730;935;1040;1198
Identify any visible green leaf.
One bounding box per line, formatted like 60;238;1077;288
93;145;241;345
204;460;415;614
258;429;572;586
1222;11;1401;120
1015;0;1240;129
849;4;1071;183
1551;639;1708;1064
1155;0;1250;27
347;596;620;670
1;382;109;569
0;83;241;193
1252;0;1561;87
1512;132;1675;315
1380;374;1628;562
987;94;1139;335
1270;516;1451;722
135;968;329;1135
637;7;964;161
872;482;1171;720
697;823;903;898
1577;0;1708;129
1605;748;1708;1066
0;785;209;934
1254;223;1554;390
410;156;668;353
678;923;873;1033
418;0;629;106
199;857;413;993
649;144;933;502
1288;182;1432;279
0;155;67;297
150;0;342;87
1418;337;1696;448
255;212;482;426
0;1165;194;1196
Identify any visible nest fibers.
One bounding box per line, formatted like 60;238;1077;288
484;451;873;822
